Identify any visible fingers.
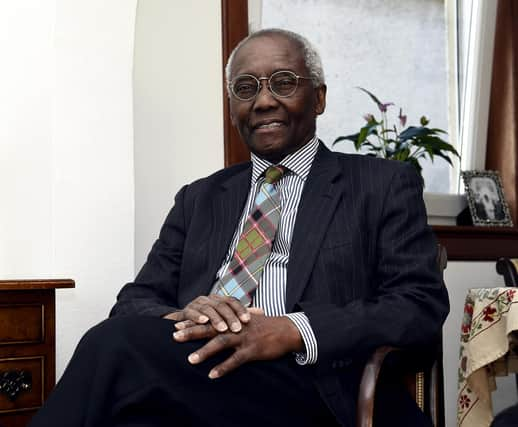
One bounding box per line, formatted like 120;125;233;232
183;295;250;332
218;295;251;323
202;295;250;331
173;323;218;342
162;311;186;321
174;320;196;330
186;332;254;379
182;306;210;324
188;331;240;365
179;314;289;380
208;350;248;379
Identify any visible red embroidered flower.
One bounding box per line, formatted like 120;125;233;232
507;289;516;302
482;306;497;322
462;303;474;334
459;394;471;409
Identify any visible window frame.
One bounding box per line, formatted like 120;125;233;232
221;0;250;166
457;0;498;185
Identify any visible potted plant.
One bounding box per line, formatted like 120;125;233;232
333;88;459;183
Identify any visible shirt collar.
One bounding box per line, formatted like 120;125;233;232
251;135;320;183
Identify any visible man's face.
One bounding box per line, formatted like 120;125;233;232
229;34;326;163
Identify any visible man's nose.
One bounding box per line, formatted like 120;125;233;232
253;80;278;109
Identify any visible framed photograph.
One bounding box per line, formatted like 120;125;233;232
461;170;514;227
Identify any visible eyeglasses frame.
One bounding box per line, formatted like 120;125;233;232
228;70;314;102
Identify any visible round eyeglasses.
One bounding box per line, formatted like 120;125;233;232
229;70;314;101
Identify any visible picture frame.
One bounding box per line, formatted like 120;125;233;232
461;170;514;227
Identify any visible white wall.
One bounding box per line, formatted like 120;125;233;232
1;0;223;378
0;0;137;377
53;0;137;375
0;1;55;275
133;1;224;272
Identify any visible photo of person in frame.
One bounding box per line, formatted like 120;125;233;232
461;170;514;227
470;176;505;221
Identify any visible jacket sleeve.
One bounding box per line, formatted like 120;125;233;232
298;163;449;374
110;185;189;318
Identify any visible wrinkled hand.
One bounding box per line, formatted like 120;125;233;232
163;295;250;332
173;311;303;379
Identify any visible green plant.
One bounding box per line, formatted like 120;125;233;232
333;88;459;180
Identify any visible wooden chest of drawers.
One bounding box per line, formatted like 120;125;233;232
0;280;74;427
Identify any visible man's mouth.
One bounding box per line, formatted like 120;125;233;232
252;120;286;131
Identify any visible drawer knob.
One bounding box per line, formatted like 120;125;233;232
0;370;32;401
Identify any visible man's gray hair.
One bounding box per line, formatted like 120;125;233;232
225;28;325;89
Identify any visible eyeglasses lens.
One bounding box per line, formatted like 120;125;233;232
232;76;258;101
270;72;298;97
231;71;299;100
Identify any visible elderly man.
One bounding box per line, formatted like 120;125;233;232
29;29;448;427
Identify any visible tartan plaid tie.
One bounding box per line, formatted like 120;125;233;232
211;165;285;306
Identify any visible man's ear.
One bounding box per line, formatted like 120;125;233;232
315;84;327;115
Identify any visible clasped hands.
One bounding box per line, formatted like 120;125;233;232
163;295;303;379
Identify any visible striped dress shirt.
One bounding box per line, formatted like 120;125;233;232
216;136;320;364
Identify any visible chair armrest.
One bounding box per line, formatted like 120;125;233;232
356;346;400;427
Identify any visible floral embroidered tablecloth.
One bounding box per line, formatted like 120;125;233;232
458;287;518;426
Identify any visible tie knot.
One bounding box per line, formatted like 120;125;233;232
264;166;285;184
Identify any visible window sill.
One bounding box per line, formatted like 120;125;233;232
424;192;467;226
423;193;518;260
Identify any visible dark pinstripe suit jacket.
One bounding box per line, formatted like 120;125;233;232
110;142;449;424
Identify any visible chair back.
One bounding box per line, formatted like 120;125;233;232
356;244;447;427
407;244;446;426
496;258;518;287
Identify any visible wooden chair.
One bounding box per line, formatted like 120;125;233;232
356;245;447;427
496;258;518;287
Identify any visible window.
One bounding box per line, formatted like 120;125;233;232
251;0;454;193
248;0;498;199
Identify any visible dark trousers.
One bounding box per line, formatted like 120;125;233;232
28;316;338;427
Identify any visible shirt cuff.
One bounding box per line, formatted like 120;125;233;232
285;312;318;365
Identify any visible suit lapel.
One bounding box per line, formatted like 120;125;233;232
286;144;343;311
205;165;252;289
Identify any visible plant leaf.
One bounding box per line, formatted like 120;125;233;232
363;142;382;151
357;126;370;150
407;157;423;176
412;136;460;156
354;121;379;149
429;128;448;134
399;126;431;141
393;147;411;161
435;152;454;166
357;87;383;107
333;134;359;145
